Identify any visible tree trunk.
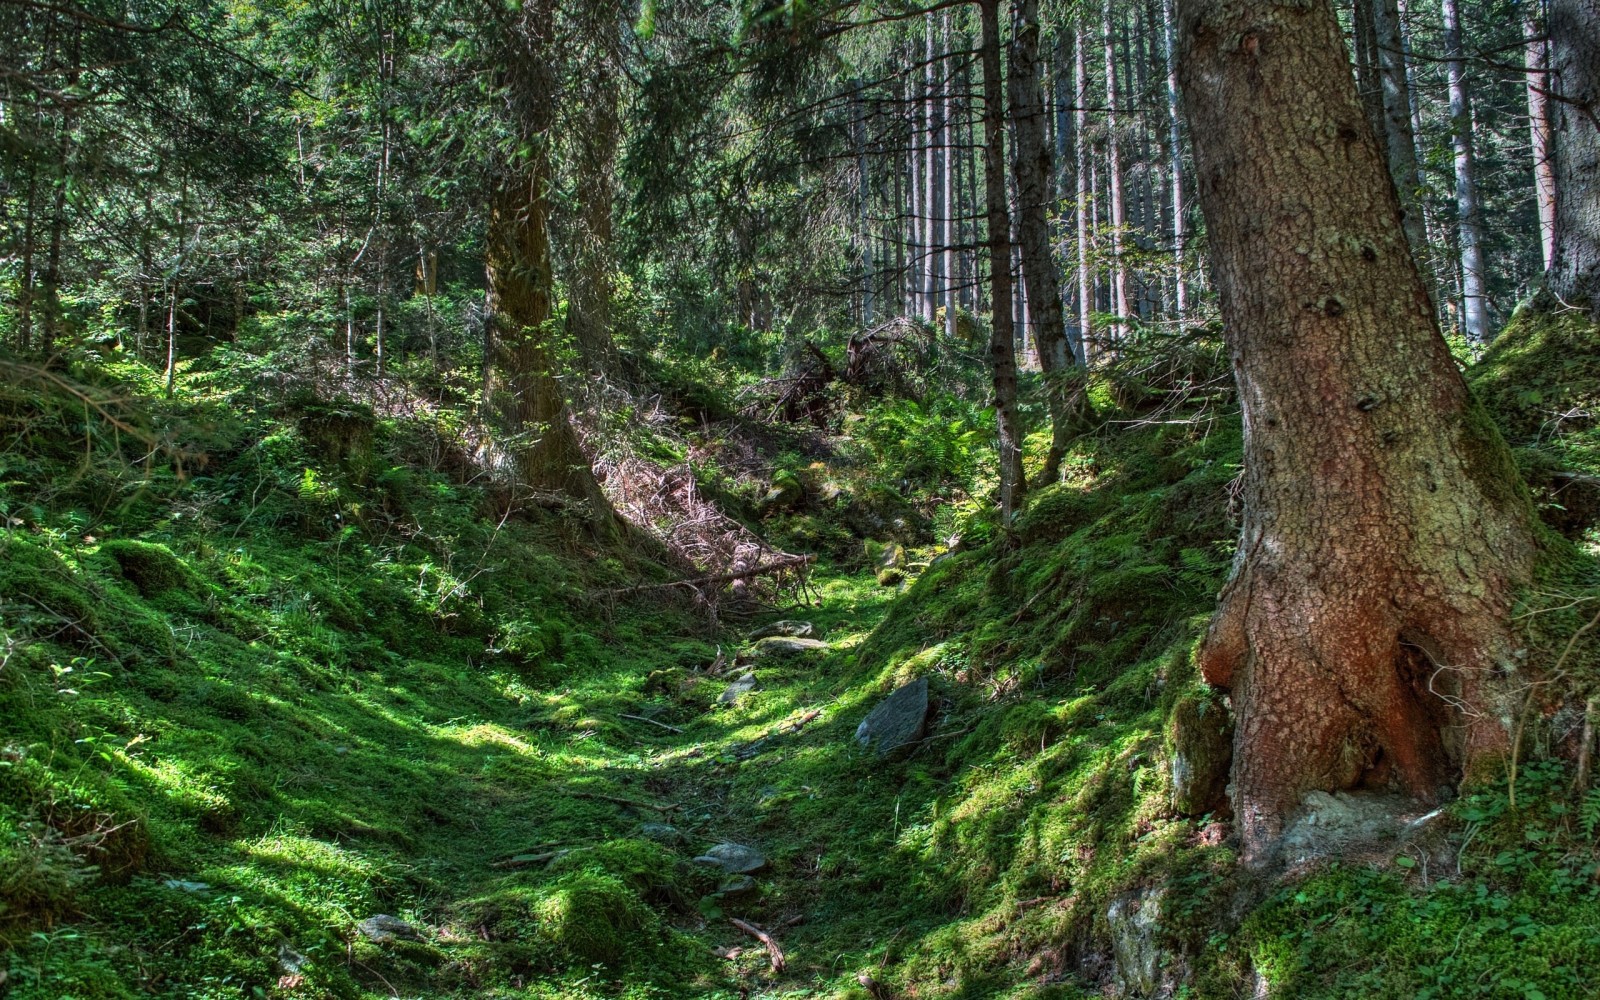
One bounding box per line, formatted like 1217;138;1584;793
1177;0;1542;854
1442;0;1491;341
485;2;614;523
1373;0;1430;273
1162;0;1188;327
1547;0;1600;312
1524;4;1556;272
1103;0;1131;332
1075;28;1095;362
1008;0;1089;484
978;0;1026;522
944;10;959;337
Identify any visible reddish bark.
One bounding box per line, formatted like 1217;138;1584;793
1176;0;1541;852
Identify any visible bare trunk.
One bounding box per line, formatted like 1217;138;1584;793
1524;5;1557;271
1075;29;1095;362
1373;0;1430;271
1546;0;1600;312
1162;0;1188;326
1442;0;1490;341
1008;0;1089;483
979;0;1026;522
1103;1;1131;330
1177;0;1541;854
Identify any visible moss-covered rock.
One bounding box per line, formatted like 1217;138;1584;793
99;539;192;597
1167;692;1233;817
534;870;655;964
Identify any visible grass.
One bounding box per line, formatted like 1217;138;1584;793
2;314;1600;998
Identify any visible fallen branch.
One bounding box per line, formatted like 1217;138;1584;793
729;917;786;972
595;554;815;599
567;790;681;813
619;713;684;734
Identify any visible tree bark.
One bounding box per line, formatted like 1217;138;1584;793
1162;0;1188;327
1008;0;1089;483
1373;0;1430;274
978;0;1026;522
1075;27;1095;362
1103;0;1131;334
1547;0;1600;312
1524;3;1557;272
485;2;613;522
1441;0;1491;341
1176;0;1542;854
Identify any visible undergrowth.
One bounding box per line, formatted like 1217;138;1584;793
1;311;1598;999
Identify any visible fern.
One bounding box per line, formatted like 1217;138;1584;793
1580;788;1600;841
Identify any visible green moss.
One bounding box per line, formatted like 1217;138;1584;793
98;539;193;596
534;870;657;964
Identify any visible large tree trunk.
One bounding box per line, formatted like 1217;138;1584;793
1176;0;1542;854
485;3;613;523
1009;0;1090;485
1547;0;1600;312
978;0;1026;522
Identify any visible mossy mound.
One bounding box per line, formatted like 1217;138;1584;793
535;870;659;964
1472;306;1600;443
99;539;194;597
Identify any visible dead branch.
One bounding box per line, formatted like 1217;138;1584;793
595;555;816;599
729;917;786;972
619;713;684;733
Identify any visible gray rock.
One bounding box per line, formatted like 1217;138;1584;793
1167;694;1233;816
692;842;768;874
719;673;758;704
875;542;905;569
1277;790;1429;862
714;874;758;898
277;942;307;975
162;879;211;894
639;822;684;846
750;620;820;641
357;914;424;944
1106;888;1168;996
747;636;831;660
855;677;930;756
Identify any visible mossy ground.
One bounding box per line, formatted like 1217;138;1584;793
3;318;1600;999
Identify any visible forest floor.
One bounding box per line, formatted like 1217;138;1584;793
5;308;1600;999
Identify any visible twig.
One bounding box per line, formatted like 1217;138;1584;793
729;917;786;972
619;713;684;734
1510;604;1600;808
1575;695;1598;795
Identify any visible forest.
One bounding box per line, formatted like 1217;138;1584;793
1;0;1598;996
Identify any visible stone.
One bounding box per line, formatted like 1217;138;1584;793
875;568;906;587
1276;790;1426;862
749;620;820;640
639;822;684;846
1167;694;1233;816
713;874;758;898
1106;888;1169;996
719;673;758;704
357;914;424;944
692;842;768;874
747;636;831;660
855;677;930;756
